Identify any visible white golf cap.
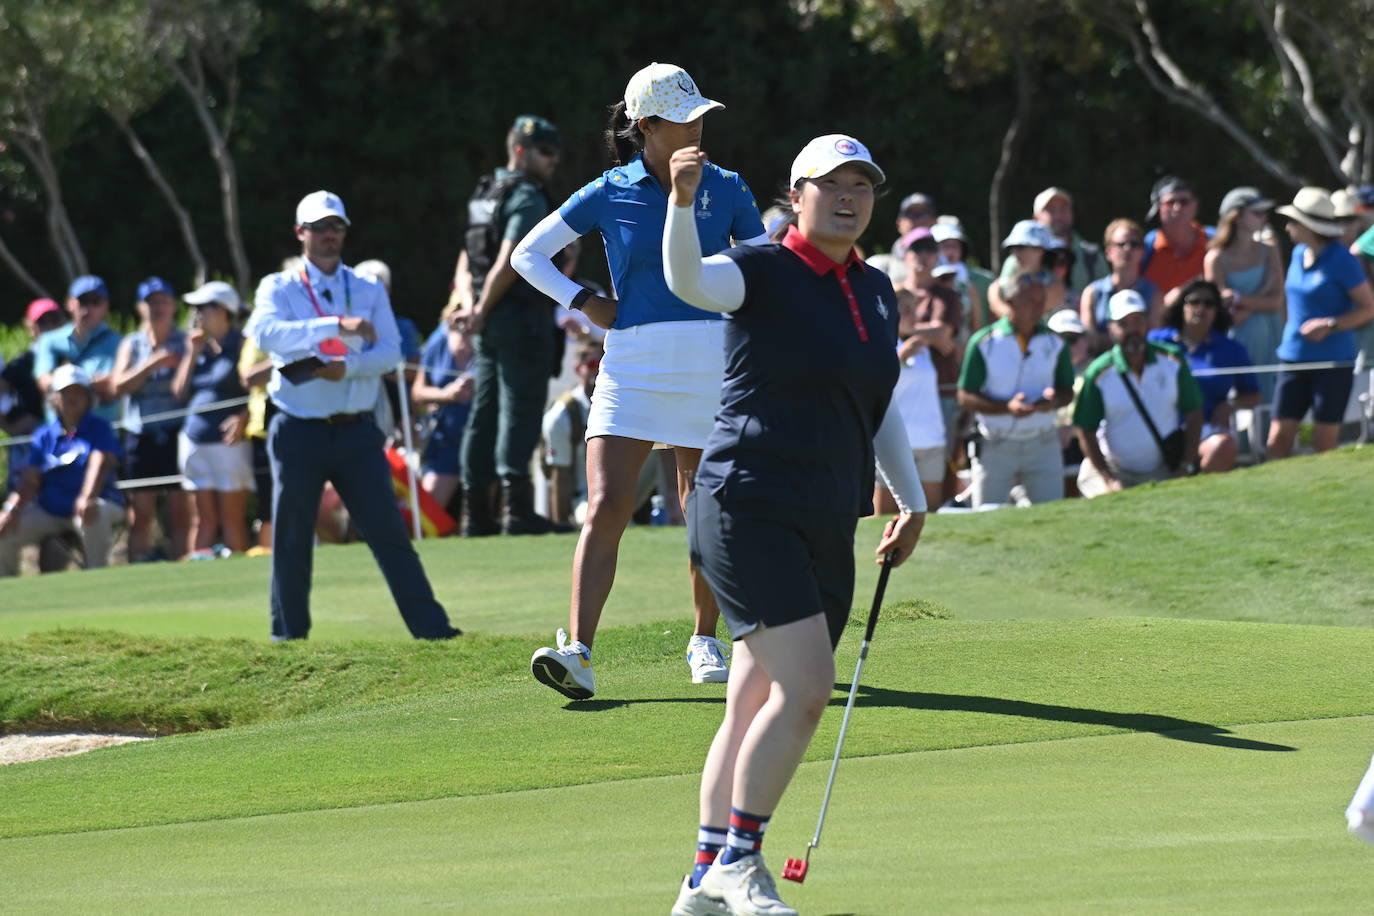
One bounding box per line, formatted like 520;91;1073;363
623;63;723;124
184;280;244;314
1046;308;1086;335
789;134;885;188
295;190;350;226
50;363;93;393
1033;186;1072;213
930;222;967;245
353;259;392;290
1108;289;1147;322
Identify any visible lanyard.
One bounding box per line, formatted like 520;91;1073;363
299;268;351;316
833;268;869;343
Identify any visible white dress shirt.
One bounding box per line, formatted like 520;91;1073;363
246;260;401;419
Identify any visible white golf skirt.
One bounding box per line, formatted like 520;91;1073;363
588;319;725;450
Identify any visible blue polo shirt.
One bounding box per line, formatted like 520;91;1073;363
183;329;248;444
33;322;121;422
559;154;764;329
696;228;900;517
28;412;124;518
1279;242;1367;363
1148;327;1258;420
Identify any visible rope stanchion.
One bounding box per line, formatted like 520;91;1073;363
395;359;423;540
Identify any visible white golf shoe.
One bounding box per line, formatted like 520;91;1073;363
670;875;730;916
530;628;595;700
687;635;730;684
699;853;797;916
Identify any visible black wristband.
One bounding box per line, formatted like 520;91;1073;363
569;288;593;311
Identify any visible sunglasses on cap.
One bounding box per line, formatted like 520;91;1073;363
303;219;348;233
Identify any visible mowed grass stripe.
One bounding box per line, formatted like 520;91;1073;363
3;617;1372;838
2;716;1369;914
0;448;1371;641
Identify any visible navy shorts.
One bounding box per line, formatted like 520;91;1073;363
124;428;180;484
688;486;858;649
1273;365;1354;425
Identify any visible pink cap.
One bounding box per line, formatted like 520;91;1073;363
25;298;61;323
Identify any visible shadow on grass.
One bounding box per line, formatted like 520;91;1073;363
850;685;1296;752
565;689;1295;752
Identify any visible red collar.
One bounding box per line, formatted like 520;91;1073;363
782;225;866;277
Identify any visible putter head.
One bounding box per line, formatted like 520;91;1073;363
782;857;808;883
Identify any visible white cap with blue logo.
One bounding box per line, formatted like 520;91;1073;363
295;190;350;227
789;135;885;189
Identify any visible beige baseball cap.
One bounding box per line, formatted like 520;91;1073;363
623;63;723;124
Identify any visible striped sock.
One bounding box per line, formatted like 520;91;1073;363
718;807;770;865
689;825;727;888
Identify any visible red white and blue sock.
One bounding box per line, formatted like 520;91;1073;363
718;807;770;865
689;825;727;888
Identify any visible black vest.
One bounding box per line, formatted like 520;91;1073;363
464;171;552;307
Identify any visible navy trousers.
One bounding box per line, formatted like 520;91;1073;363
267;412;457;640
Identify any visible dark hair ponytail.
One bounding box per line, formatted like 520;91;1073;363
604;100;658;166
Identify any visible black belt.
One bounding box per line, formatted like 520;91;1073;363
286;411;370;425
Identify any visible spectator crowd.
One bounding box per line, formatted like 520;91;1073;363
3;124;1374;577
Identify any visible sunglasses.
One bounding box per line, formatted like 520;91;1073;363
1183;297;1219;308
303;219;348;233
1110;240;1144;250
76;295;108;307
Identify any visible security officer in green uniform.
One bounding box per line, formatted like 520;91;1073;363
459;115;570;536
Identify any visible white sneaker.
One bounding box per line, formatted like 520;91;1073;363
699;853;796;916
687;635;730;684
670;874;730;916
530;628;595;699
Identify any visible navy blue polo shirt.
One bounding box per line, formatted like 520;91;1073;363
696;227;900;517
559;154;764;329
1147;327;1259;420
28;412;124;517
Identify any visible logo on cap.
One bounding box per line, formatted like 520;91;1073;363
834;138;859;156
521;118;535;135
676;73;695;94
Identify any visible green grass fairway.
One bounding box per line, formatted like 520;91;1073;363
2;450;1373;911
2;448;1371;640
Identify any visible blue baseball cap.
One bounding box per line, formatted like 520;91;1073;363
137;276;175;302
68;275;108;300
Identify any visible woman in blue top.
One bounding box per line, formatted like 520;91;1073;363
662;135;925;915
1267;187;1374;458
1147;279;1260;473
411;304;476;513
514;63;769;698
172;285;252;558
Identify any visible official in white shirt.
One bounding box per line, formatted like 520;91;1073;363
245;190;459;641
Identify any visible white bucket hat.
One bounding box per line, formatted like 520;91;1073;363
1108;289;1147;322
1002;219;1052;249
295;190;350;227
1276;186;1344;237
789;134;885;188
184;281;244;314
623;63;723;124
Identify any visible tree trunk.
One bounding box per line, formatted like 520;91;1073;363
0;232;51;299
168;59;252;297
112;113;209;287
989;38;1033;274
8;133;88;283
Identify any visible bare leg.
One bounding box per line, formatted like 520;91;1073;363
568;435;654;647
1199;431;1238;473
218;490;250;554
1267;418;1299;459
719;614;835;816
191;490;219;552
673;446;721;640
699;641;772;827
1312;422;1342;452
127;490;156;559
168;490;192;559
423;471;461;510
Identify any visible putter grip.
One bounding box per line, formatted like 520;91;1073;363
863;551;895;643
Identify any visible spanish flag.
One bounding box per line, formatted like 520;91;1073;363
385;447;456;538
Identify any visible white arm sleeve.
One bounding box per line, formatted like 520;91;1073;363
663;201;746;313
874;399;928;514
511;212;586;308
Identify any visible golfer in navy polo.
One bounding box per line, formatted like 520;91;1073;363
246;191;459;641
662;136;927;916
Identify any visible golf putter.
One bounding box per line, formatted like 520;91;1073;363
784;549;896;884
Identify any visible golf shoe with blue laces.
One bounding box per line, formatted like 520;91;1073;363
687;635;730;684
